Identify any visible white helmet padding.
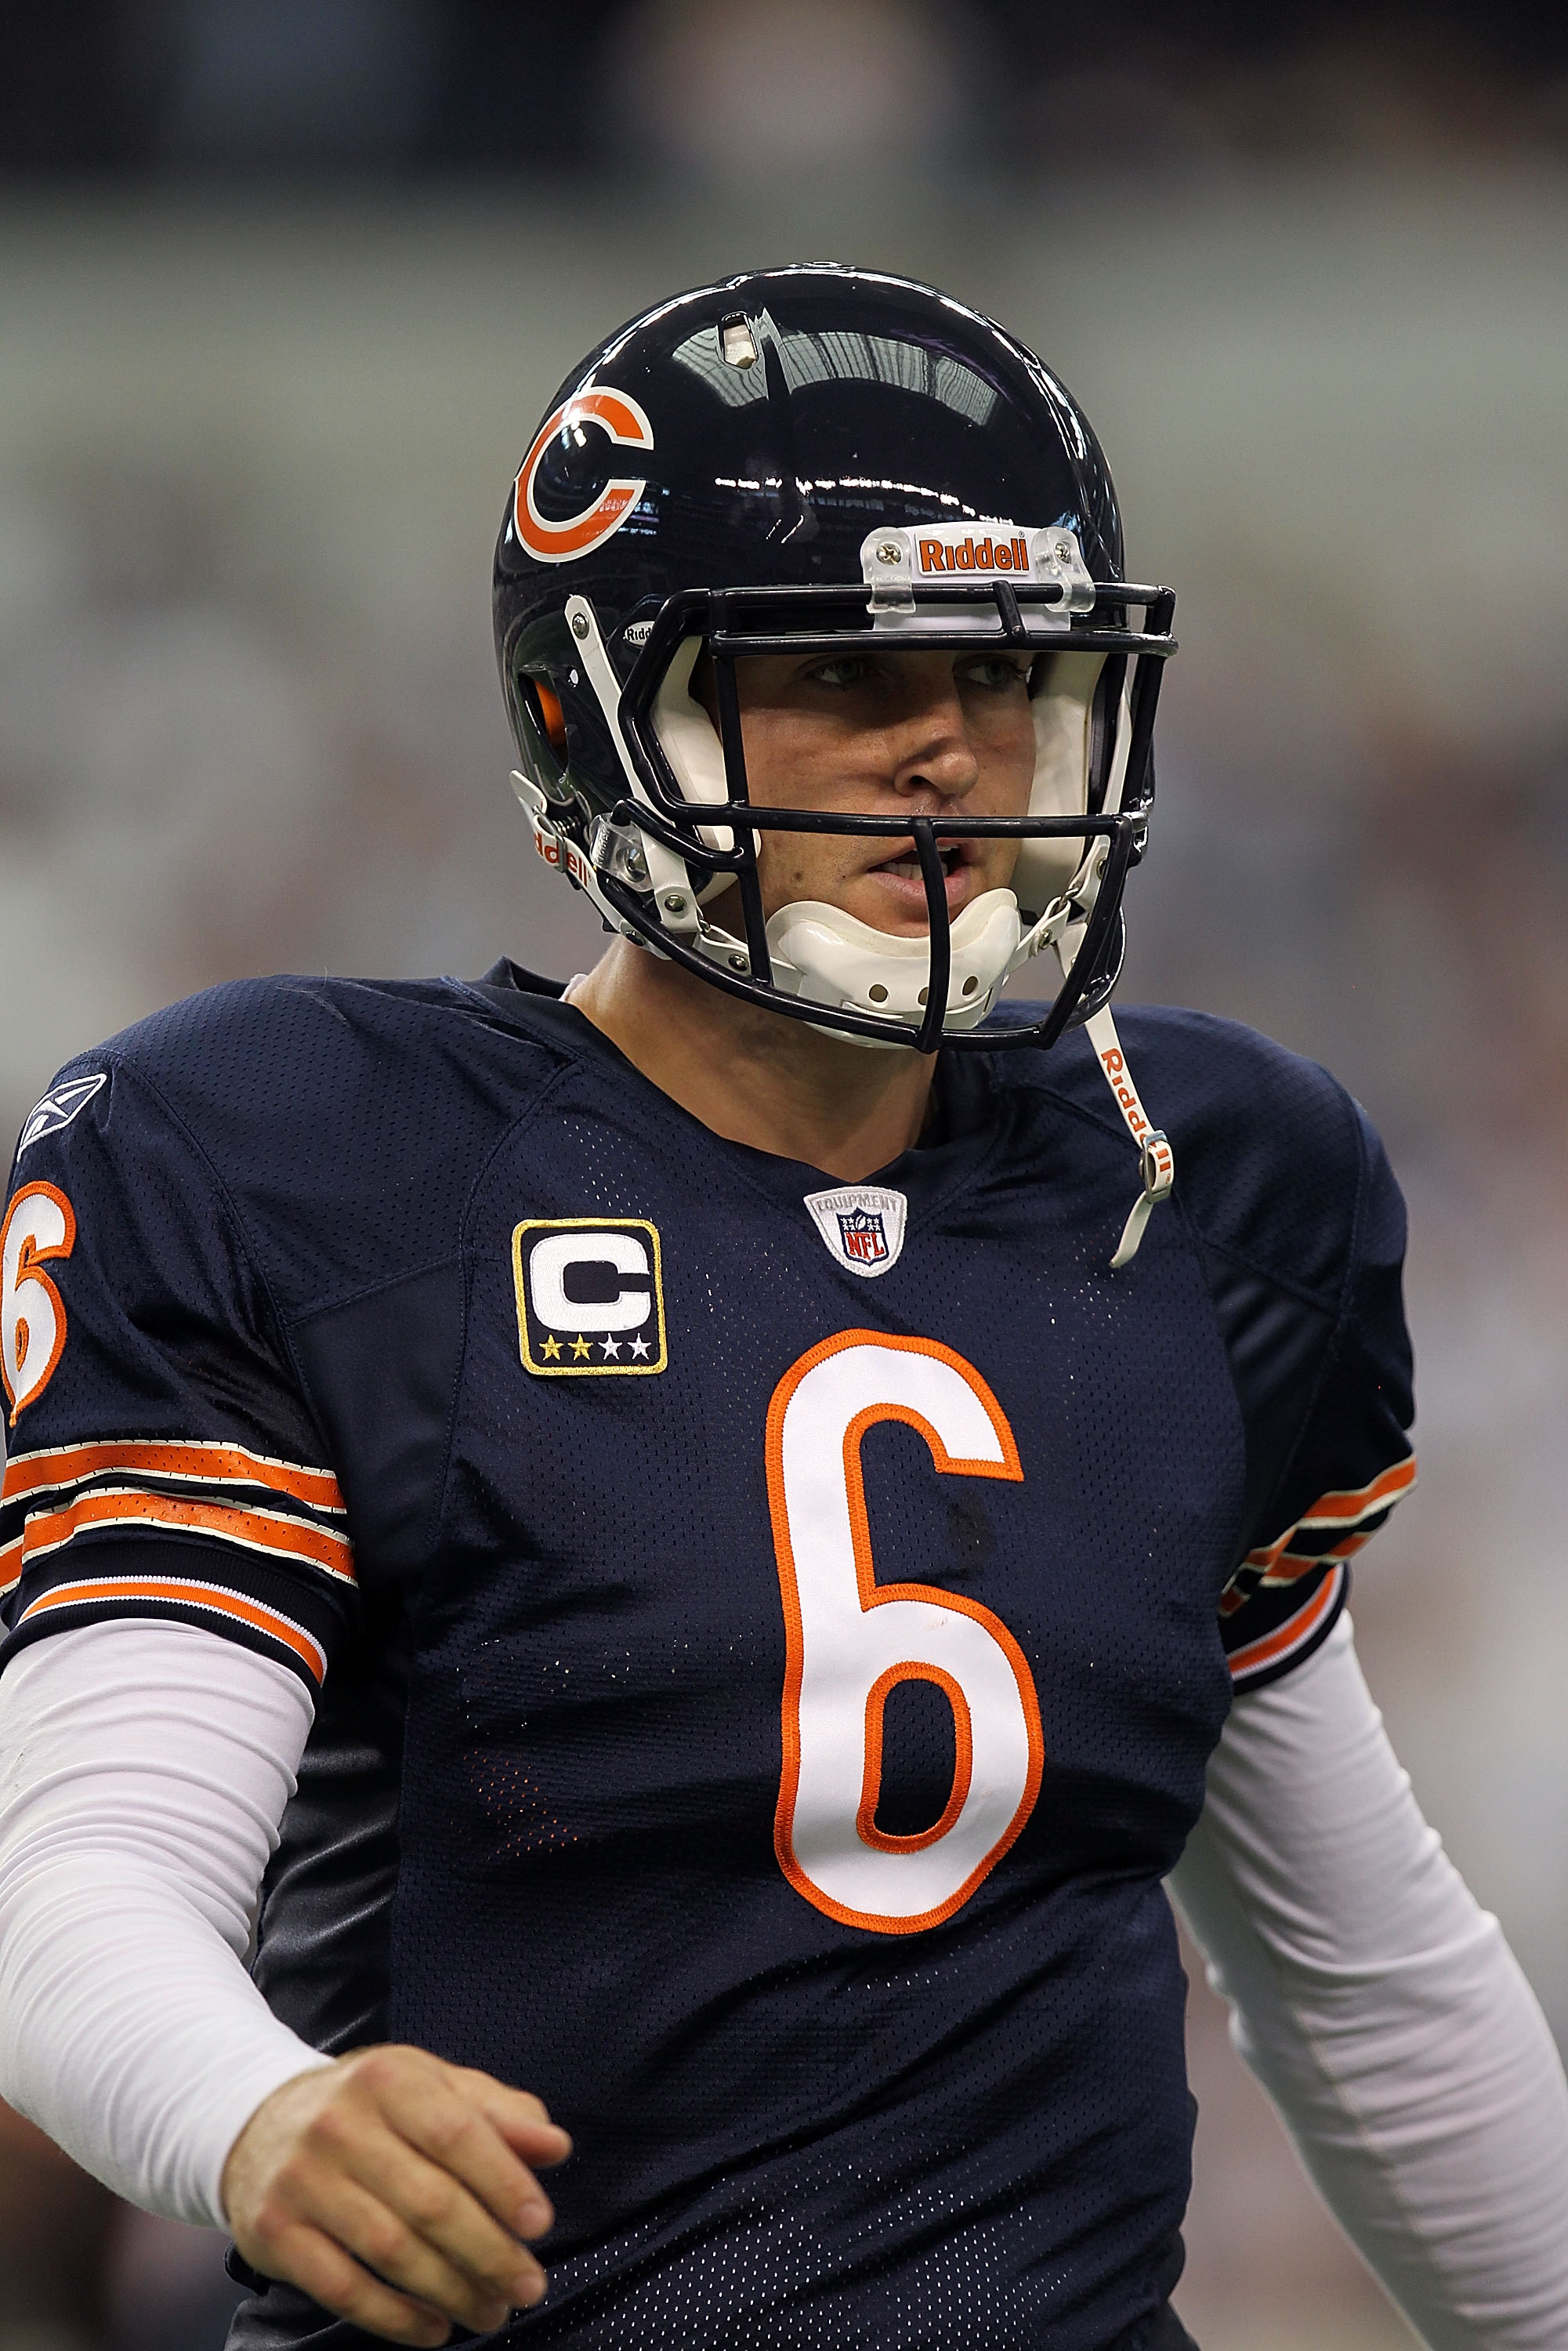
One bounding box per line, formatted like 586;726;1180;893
650;637;733;899
1012;650;1103;918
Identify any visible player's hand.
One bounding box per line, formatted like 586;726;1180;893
221;2045;571;2346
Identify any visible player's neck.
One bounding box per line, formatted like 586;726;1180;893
566;941;939;1182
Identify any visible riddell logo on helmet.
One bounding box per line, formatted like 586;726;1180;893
917;534;1030;575
513;388;654;566
529;817;594;894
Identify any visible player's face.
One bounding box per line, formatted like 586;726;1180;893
710;647;1037;936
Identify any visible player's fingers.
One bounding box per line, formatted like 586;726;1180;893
245;2215;455;2349
456;2067;574;2166
339;2132;548;2313
307;2165;544;2335
372;2062;562;2237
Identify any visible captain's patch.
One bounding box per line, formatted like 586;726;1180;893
513;1218;667;1375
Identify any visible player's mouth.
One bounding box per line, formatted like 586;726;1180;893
863;839;978;922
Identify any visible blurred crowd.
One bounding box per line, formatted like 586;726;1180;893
3;7;1567;2349
5;1;1568;180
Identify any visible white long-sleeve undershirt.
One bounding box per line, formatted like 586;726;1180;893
1169;1613;1568;2348
1;1610;1566;2349
0;1617;328;2226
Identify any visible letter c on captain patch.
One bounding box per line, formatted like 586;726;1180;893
512;390;654;564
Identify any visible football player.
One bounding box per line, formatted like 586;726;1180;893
2;267;1566;2351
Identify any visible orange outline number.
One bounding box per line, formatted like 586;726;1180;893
766;1330;1043;1935
2;1183;77;1425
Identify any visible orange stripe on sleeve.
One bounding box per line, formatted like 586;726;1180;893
1254;1525;1375;1588
2;1439;344;1513
1227;1564;1344;1683
1;1531;22;1600
1294;1455;1417;1529
20;1488;355;1584
1243;1454;1416;1577
16;1576;326;1683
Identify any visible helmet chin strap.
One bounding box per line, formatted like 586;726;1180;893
1047;893;1174;1269
764;889;1022;1038
1018;651;1172;1269
1085;1005;1175;1268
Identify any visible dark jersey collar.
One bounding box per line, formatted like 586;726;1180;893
464;956;999;1178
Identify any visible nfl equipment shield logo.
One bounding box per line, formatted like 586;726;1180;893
803;1185;908;1280
838;1208;889;1265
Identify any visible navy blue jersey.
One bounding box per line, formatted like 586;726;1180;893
0;965;1414;2351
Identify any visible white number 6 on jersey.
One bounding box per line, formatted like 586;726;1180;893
767;1330;1043;1935
2;1182;77;1423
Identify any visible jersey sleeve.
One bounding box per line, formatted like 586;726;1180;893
1208;1096;1415;1696
1;1058;358;1693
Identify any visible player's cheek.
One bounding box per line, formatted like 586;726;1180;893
755;832;824;915
986;721;1037;816
991;835;1024;893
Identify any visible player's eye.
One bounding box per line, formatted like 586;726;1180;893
804;657;873;689
958;657;1032;692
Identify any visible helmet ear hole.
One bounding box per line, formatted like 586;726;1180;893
507;666;571;802
531;678;569;756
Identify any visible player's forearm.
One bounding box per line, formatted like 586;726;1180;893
0;1847;331;2227
0;1617;330;2226
1169;1615;1568;2349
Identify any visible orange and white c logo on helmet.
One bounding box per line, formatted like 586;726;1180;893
512;389;654;565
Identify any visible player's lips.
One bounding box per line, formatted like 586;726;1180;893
862;837;980;920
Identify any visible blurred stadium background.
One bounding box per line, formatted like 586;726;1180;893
4;5;1568;2346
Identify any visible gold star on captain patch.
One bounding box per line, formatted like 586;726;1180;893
570;1334;592;1360
541;1333;561;1360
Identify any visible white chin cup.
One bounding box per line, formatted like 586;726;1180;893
764;889;1023;1039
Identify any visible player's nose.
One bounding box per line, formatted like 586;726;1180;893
888;675;982;803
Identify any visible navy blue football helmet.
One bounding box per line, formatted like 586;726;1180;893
493;264;1175;1056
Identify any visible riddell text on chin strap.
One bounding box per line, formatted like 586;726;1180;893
1083;1005;1175;1269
